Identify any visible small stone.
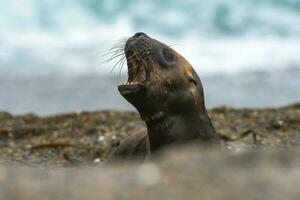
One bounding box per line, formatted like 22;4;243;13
98;136;106;142
24;144;32;149
94;158;101;163
278;120;284;126
234;147;241;152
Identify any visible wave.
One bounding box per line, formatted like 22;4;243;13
1;0;300;36
0;0;300;75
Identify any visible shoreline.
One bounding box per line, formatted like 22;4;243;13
1;68;300;115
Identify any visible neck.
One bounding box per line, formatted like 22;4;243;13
143;110;220;152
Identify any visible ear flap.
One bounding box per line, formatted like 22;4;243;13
186;72;197;85
188;67;206;109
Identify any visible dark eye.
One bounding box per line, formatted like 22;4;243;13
163;49;175;62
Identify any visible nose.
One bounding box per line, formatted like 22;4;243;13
133;32;148;38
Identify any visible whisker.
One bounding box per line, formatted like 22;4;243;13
118;58;124;82
117;54;129;82
109;43;125;50
100;49;124;60
111;55;126;73
111;37;128;47
99;38;126;59
99;42;125;57
106;47;123;54
119;56;127;76
98;50;124;65
103;51;125;63
108;49;124;58
117;56;127;74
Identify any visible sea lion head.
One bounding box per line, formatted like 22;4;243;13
118;32;207;121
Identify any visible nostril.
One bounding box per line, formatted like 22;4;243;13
134;32;146;37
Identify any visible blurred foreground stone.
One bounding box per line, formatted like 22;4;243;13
1;148;300;200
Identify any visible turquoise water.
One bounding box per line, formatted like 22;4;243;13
0;0;300;114
1;0;300;36
1;0;300;74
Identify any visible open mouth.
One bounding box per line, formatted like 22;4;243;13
119;49;147;89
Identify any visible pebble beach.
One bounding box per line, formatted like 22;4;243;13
1;103;300;165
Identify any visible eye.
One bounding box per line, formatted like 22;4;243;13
163;49;175;62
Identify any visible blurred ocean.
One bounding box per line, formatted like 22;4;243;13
0;0;300;115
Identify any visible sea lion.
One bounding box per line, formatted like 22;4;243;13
107;32;220;163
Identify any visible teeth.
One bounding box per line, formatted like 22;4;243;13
121;81;140;86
